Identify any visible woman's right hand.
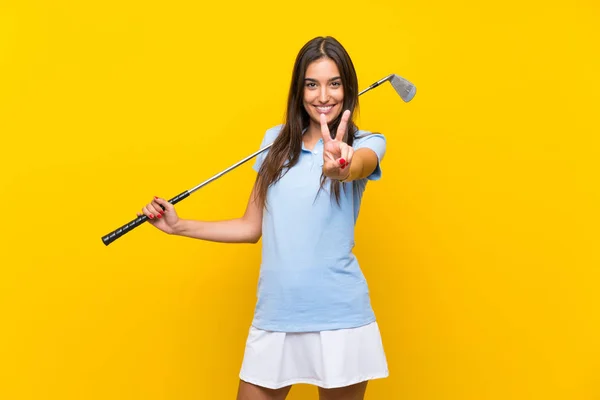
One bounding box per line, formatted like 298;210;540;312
137;196;180;235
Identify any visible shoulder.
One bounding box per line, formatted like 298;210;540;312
352;130;387;180
262;124;285;144
353;129;386;150
253;124;285;172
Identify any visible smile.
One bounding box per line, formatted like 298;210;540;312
315;105;336;114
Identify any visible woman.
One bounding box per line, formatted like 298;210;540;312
138;36;389;400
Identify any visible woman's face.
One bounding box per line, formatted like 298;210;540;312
302;58;344;129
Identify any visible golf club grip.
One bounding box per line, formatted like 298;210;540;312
101;190;190;246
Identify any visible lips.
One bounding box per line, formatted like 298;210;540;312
315;104;336;114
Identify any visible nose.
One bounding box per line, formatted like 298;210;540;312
318;86;329;103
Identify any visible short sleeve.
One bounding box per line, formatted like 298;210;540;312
353;132;386;180
253;124;283;173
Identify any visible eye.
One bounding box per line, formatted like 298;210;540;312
331;81;342;87
305;82;317;88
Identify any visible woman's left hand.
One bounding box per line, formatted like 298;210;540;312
320;110;353;180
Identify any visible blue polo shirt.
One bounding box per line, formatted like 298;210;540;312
251;124;386;332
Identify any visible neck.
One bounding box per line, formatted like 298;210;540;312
303;121;323;143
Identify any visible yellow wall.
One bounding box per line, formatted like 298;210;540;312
1;0;598;399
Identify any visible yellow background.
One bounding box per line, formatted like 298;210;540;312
1;0;599;399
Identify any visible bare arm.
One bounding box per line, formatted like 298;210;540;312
338;147;379;182
319;111;381;182
140;179;263;244
173;180;263;243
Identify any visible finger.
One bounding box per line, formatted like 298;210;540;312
142;206;156;220
320;113;331;143
346;146;354;166
336;143;349;169
335;110;351;142
151;199;165;214
324;150;336;163
153;196;173;213
147;203;162;219
339;143;350;163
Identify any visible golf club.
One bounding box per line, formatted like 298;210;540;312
101;74;416;246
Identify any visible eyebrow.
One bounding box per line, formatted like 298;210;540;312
304;76;341;82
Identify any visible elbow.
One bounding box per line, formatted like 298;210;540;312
240;216;262;244
245;226;262;244
248;231;262;244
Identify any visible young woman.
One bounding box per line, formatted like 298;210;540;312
138;36;389;400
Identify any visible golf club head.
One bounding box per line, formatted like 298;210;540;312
389;74;416;102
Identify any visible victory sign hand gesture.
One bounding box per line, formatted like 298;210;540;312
320;110;354;180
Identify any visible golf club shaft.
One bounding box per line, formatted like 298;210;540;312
358;74;393;96
101;74;410;246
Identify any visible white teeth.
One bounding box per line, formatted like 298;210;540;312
317;106;333;112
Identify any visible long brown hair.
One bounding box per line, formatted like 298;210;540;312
255;36;360;207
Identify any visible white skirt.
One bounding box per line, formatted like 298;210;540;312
239;321;389;389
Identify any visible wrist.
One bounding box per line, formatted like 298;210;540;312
170;219;184;235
